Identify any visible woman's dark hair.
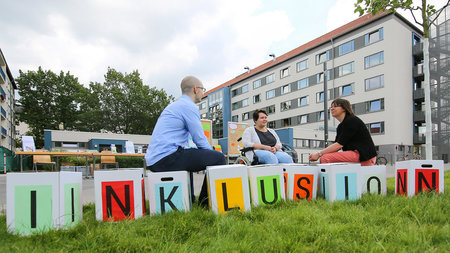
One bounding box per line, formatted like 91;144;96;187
331;98;354;116
253;109;268;122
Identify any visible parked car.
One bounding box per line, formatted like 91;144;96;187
281;143;298;163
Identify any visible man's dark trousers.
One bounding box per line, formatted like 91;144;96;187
147;147;226;205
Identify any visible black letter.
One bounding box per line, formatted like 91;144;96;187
322;176;326;198
160;186;179;213
367;176;381;194
106;185;130;217
296;177;311;200
397;171;407;194
31;191;36;228
71;188;75;222
418;172;436;193
222;183;239;211
260;178;278;205
344;176;349;200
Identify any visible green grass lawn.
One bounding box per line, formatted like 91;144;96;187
0;172;449;252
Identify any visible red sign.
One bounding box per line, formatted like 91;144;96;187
102;181;135;221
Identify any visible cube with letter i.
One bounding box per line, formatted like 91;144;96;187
318;163;362;202
6;172;82;235
284;164;319;201
148;171;191;215
395;160;444;197
360;165;387;195
94;169;144;221
247;165;285;207
206;164;251;214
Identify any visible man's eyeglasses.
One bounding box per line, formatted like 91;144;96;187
196;86;206;92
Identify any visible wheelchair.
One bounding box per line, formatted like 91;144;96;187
234;137;261;166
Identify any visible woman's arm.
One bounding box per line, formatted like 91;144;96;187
309;142;343;161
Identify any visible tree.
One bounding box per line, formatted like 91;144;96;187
354;0;449;159
87;67;174;134
16;67;87;147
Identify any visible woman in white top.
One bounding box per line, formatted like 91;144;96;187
242;109;293;164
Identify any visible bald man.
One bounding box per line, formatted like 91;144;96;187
145;76;226;206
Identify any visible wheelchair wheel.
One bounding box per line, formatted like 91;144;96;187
376;156;388;165
235;156;251;166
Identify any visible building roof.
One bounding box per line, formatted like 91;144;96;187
203;11;421;97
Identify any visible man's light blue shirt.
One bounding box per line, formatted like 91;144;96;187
145;95;211;166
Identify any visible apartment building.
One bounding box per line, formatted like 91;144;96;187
199;12;429;163
0;49;17;153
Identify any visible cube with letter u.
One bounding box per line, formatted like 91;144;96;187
6;172;82;235
318;163;362;202
206;164;251;214
148;171;191;215
248;165;285;207
94;169;144;221
395;160;444;197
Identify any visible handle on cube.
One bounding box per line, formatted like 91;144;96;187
161;177;174;181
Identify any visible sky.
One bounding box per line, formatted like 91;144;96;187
0;0;444;97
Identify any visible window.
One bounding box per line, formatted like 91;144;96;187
365;51;384;68
281;101;292;111
296;59;308;72
266;105;276;114
253;79;262;89
280;67;289;78
317;92;324;102
242;84;249;93
316;51;330;64
317;73;324;83
299;114;308;124
242;112;250;121
266;89;276;99
338;62;354;76
242;98;249;107
341;84;353;96
365;75;384;91
367;122;384;134
318;111;324;121
232;102;239;110
231;115;238;122
253;94;261;104
201;113;208;119
268;121;276;128
231;89;238;97
199;102;206;110
299;96;308;106
369;99;384;112
281;84;291;94
283;118;291;127
365;28;383;45
338;40;354;56
266;74;274;84
297;78;309;89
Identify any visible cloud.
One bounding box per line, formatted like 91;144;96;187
0;0;295;97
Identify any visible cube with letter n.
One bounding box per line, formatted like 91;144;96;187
395;160;444;197
361;165;386;195
247;165;285;207
318;163;362;202
206;164;251;214
148;171;191;215
284;164;319;201
94;169;144;221
6;172;82;235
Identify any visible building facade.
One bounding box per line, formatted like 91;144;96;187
0;49;17;153
200;12;427;163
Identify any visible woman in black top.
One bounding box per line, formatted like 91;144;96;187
309;98;377;166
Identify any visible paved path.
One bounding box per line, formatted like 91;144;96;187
0;163;448;214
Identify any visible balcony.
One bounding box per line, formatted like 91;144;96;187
1;127;7;137
0;86;5;101
413;88;424;101
0;67;5;85
413;64;424;81
1;107;5;120
413;133;426;144
414;110;425;123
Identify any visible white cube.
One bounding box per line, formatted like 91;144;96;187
318;163;362;202
6;172;82;235
148;171;191;215
94;169;144;221
206;164;251;214
282;164;319;201
247;165;286;207
360;165;387;195
395;160;444;197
